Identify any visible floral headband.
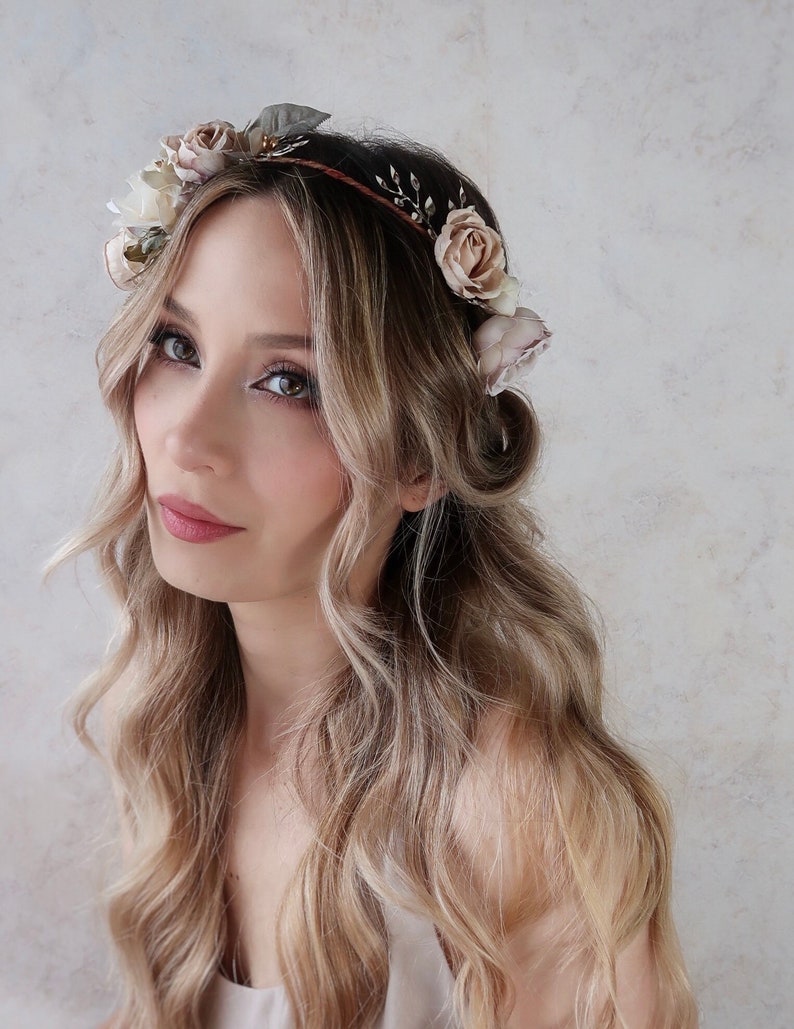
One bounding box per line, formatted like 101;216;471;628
105;103;551;396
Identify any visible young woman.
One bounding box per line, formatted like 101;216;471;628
63;104;697;1028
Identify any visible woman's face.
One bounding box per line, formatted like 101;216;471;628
134;195;402;604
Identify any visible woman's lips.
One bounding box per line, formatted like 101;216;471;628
156;494;244;544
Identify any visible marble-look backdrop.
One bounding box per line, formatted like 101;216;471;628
2;0;790;1026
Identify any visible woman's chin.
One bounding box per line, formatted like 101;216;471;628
150;559;313;605
154;570;235;603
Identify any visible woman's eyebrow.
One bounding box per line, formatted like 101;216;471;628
162;294;197;327
245;332;313;352
161;295;313;351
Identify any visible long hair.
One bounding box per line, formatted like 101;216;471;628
55;131;697;1027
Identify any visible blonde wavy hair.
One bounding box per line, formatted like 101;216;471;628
57;132;697;1028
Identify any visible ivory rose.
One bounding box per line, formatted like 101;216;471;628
103;105;336;291
472;307;552;396
161;120;240;184
110;158;185;232
433;207;520;315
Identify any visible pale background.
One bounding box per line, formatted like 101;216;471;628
1;0;791;1026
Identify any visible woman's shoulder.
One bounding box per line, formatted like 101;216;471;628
449;708;662;1027
451;703;668;907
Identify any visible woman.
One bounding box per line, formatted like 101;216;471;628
62;104;697;1027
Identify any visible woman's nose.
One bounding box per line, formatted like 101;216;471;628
164;380;236;477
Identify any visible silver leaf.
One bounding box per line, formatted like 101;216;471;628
244;103;331;137
390;165;400;186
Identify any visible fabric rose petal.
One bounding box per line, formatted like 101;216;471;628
434;206;520;315
473;307;552;396
104;229;146;290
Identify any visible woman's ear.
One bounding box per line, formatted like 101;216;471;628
398;472;448;512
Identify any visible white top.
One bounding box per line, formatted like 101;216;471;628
201;903;458;1028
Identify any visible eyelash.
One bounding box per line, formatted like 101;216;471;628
148;326;320;408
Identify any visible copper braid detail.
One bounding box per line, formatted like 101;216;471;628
265;156;431;238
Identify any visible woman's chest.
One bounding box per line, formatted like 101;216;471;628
223;768;316;989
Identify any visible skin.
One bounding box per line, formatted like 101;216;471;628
118;193;658;1026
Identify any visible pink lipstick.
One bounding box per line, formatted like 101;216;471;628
156;494;244;544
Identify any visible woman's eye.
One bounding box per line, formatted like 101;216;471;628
161;334;197;363
150;328;199;365
258;368;317;404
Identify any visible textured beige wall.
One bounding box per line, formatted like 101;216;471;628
2;1;791;1025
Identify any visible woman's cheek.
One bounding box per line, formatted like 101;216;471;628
133;380;162;460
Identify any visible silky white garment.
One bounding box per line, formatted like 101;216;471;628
201;902;458;1028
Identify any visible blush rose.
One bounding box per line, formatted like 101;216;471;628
472;307;552;396
161;120;240;185
434;207;520;315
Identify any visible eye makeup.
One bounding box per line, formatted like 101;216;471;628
147;324;320;409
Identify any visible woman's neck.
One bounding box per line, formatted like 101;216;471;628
228;592;347;760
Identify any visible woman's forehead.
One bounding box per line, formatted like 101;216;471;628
170;196;310;335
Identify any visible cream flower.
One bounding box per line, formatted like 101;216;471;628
104;105;332;291
161;120;240;184
104;228;145;290
473;307;552;396
110;158;185;232
433;207;520;315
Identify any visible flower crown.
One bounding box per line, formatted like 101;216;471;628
106;103;551;396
